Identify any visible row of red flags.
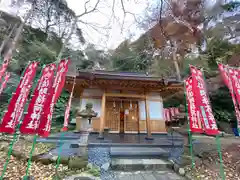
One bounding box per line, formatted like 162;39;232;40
1;60;239;137
219;64;240;128
186;64;240;135
0;60;10;95
0;59;72;137
164;107;180;122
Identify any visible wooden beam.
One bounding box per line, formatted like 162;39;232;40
80;95;102;99
106;93;145;99
98;89;106;139
144;92;153;139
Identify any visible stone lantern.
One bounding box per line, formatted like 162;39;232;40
76;102;98;132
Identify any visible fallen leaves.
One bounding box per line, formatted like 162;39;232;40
0;151;64;179
0;138;86;179
185;142;240;180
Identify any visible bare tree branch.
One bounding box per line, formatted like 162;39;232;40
120;0;141;32
56;0;102;62
76;0;101;18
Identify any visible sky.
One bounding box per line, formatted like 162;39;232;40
0;0;149;50
66;0;148;50
0;0;229;50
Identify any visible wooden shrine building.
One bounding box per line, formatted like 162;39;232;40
64;70;183;139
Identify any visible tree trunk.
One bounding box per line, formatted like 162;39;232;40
3;22;24;61
172;46;181;81
3;5;34;62
0;24;18;55
56;17;78;62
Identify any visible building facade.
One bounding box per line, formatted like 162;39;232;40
64;70;182;138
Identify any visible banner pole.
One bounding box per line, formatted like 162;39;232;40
216;135;225;180
56;76;76;171
200;68;225;180
0;129;19;180
55;132;65;170
23;135;37;179
0;61;32;180
184;79;195;168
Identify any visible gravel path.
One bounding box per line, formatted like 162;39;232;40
88;146;185;180
88;147;115;180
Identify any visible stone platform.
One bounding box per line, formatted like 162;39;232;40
110;146;169;158
88;133;184;148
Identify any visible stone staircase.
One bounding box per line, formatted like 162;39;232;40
111;158;172;171
109;146;172;171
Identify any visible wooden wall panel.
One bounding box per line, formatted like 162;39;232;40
92;117;100;131
139;120;166;133
139;120;146;131
151;120;166;132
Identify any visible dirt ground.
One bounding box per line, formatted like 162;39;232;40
184;135;240;180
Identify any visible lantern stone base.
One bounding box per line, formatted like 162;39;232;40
76;117;92;132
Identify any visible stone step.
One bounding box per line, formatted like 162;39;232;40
112;170;185;180
37;134;89;144
46;136;80;140
110;147;169;158
111;158;172;171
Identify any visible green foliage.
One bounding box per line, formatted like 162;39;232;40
87;167;101;177
205;39;236;69
110;40;151;72
210;87;235;122
11;27;63;68
163;98;182;108
53;90;70;121
78;59;95;70
222;1;240;12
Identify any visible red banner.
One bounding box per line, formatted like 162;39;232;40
37;59;69;137
0;72;10;95
55;59;70;101
174;107;180;115
170;108;175;118
0;60;9;82
62;77;76;131
228;68;240;105
190;66;219;135
185;77;203;133
20;64;56;134
164;109;171;122
218;64;230;87
219;64;240;128
0;62;38;133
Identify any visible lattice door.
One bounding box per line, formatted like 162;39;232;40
124;101;139;132
105;101;120;132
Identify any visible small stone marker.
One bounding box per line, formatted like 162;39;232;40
73;177;93;180
22;176;35;180
179;167;185;176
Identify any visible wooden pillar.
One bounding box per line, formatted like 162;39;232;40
98;89;106;139
144;92;153;140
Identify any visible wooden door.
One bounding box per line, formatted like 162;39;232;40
124;101;139;132
105;101;120;132
120;111;124;133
